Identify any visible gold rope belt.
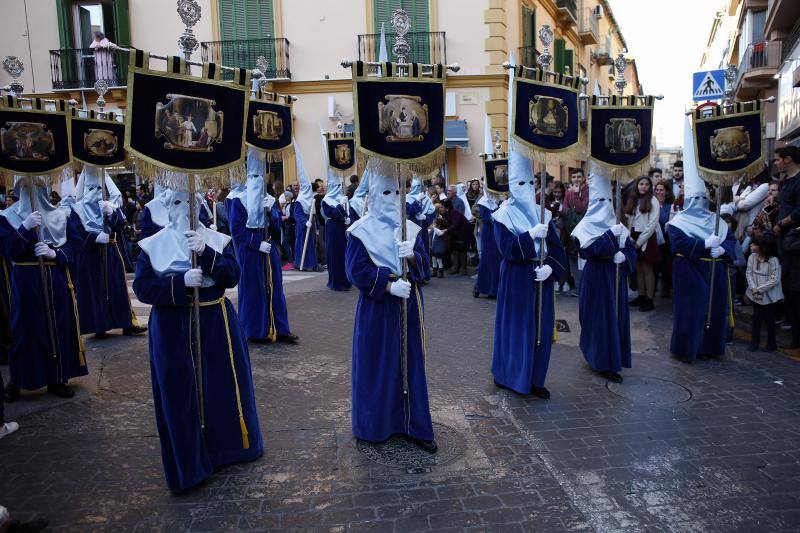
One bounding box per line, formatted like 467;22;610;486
13;261;57;266
676;253;714;262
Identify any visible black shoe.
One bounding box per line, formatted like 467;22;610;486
4;383;20;403
47;384;74;398
404;435;438;454
746;343;759;352
629;295;645;306
438;270;444;278
639;298;654;312
93;331;110;339
530;386;551;399
276;333;299;344
603;371;623;383
6;517;49;533
123;325;147;335
473;288;480;298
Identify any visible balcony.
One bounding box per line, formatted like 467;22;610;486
49;47;128;91
517;46;540;69
555;0;578;28
200;37;291;80
357;32;446;65
766;0;800;37
578;7;599;45
735;40;782;100
592;45;614;66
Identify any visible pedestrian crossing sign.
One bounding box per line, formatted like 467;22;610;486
692;70;726;101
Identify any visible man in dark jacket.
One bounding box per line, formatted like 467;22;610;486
441;199;473;276
773;147;800;348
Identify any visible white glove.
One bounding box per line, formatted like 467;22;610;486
528;224;548;240
262;196;276;210
704;235;721;249
209;224;218;231
339;197;348;207
22;211;42;230
305;220;313;228
389;279;412;299
95;232;110;244
34;242;56;259
259;241;271;254
183;268;203;288
396;240;414;259
534;264;552;282
184;230;206;254
613;251;626;264
611;223;625;237
344;217;351;225
710;246;725;258
98;200;114;215
416;193;425;202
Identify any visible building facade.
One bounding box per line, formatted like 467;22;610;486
0;0;641;185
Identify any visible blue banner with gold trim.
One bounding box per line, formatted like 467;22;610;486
588;95;654;181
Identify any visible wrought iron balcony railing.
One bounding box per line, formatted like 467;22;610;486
578;7;599;44
517;46;540;68
735;40;782;88
200;37;291;80
556;0;578;24
49;46;128;91
357;31;446;65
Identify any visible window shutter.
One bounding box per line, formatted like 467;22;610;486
564;49;574;75
112;0;131;46
373;0;430;63
554;38;565;74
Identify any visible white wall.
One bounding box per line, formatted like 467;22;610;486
129;0;214;56
436;0;488;74
291;90;355;180
0;0;61;94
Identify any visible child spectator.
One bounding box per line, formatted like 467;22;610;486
430;207;449;278
745;237;783;352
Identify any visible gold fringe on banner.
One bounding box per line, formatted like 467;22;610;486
587;158;651;184
133;158;247;191
697;157;764;187
3;170;73;191
357;148;446;179
509;138;585;170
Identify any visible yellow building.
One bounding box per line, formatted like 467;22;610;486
0;0;642;185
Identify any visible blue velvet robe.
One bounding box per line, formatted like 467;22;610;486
322;202;352;291
492;222;566;393
346;233;434;442
71;210;140;334
228;197;292;340
475;205;501;297
576;230;637;372
668;226;736;361
0;217;87;390
0;254;13;360
292;202;317;271
132;243;263;492
407;200;435;264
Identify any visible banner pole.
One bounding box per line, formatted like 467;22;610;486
535;161;546;348
705;186;722;331
614;169;621;317
398;162;409;398
28;179;59;366
188;175;205;430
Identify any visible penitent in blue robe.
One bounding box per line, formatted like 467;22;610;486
407;200;435;263
475;205;501;298
71;210;141;334
0;253;13;360
228;197;292;340
492;222;566;393
322;202;352;291
133;243;263;493
292;202;317;271
0;217;87;390
346;234;434;442
576;230;637;372
668;226;736;362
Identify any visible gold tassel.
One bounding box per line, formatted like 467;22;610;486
698;156;764;187
587;157;651;184
356;148;446;179
239;415;250;449
509;138;586;171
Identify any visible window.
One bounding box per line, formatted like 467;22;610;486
373;0;431;63
553;38;574;75
216;0;275;72
522;5;536;50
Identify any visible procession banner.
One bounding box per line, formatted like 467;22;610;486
510;66;582;164
693;101;763;186
0;96;72;180
351;60;446;175
588;95;654;182
124;49;250;183
325;131;356;176
245;90;293;161
482;153;509;194
70;108;127;167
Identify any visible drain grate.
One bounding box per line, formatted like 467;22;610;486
606;375;692;405
555;319;570;333
357;422;465;473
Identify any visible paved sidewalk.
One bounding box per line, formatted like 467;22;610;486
2;272;800;532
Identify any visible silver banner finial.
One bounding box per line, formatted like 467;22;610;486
391;9;411;64
177;0;201;61
3;56;25;96
724;63;737;104
493;129;501;152
254;55;269;92
538;25;554;72
94;79;109;113
613;52;627;97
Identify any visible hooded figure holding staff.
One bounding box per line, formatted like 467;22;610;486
321;167;354;291
292;145;318;271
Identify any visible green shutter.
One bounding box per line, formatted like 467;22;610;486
373;0;430;63
217;0;275;73
554;38;565;74
113;0;131;46
564;49;574;75
56;0;74;49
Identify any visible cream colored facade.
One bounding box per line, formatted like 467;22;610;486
0;0;641;184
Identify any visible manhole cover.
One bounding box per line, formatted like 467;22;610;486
606;376;692;405
555;319;570;333
357;422;465;473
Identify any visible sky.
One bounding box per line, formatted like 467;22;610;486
609;0;722;148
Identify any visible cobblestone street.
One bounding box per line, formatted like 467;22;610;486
2;272;800;532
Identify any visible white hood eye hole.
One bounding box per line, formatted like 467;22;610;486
529;181;534;185
382;190;391;195
517;181;525;186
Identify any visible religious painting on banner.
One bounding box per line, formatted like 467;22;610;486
124;49;250;181
482;153;509;194
510;66;582;164
325;132;356;175
246;90;294;161
693;101;764;186
70;108;127;167
588;95;654;180
351;61;446;175
0;96;72;179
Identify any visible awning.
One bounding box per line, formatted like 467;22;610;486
445;119;469;150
